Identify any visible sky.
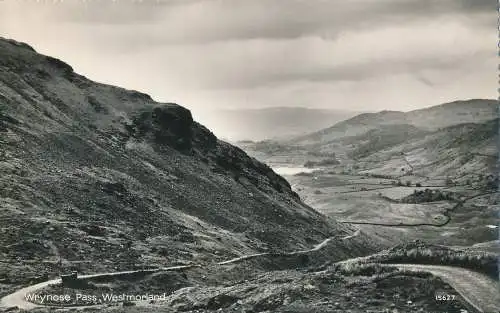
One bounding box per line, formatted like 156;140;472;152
0;0;497;118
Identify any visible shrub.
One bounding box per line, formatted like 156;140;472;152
370;174;393;179
405;180;412;187
333;262;397;277
486;178;499;190
401;189;455;203
304;158;340;168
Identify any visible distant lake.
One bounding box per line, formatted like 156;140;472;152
272;166;316;176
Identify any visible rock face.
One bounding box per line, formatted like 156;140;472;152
0;37;367;289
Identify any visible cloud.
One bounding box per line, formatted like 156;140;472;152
0;0;496;114
2;0;496;45
452;0;497;12
130;19;493;90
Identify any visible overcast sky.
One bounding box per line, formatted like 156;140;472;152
0;0;497;116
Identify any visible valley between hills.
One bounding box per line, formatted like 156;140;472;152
0;37;498;313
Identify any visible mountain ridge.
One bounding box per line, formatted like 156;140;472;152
291;99;497;145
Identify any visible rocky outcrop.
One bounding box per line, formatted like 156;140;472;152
126;103;194;152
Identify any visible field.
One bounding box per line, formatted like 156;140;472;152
278;169;498;248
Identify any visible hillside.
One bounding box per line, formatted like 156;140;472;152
195;107;360;141
0;37;379;299
318;118;498;178
354;118;499;181
286;118;498;183
406;99;498;129
272;118;498;249
240;104;497;251
293;99;497;145
341;124;429;159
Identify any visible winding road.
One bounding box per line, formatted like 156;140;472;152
394;264;500;313
218;230;357;265
1;229;498;312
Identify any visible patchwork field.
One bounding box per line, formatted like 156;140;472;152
291;173;498;246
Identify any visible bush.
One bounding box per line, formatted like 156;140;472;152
484;175;499;190
304;158;340;168
402;189;455;203
333;263;398;277
369;174;393;179
295;172;313;177
405;180;412;187
415;183;422;187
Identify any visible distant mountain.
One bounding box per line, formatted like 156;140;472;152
293;99;497;145
195;107;361;141
406;99;498;129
